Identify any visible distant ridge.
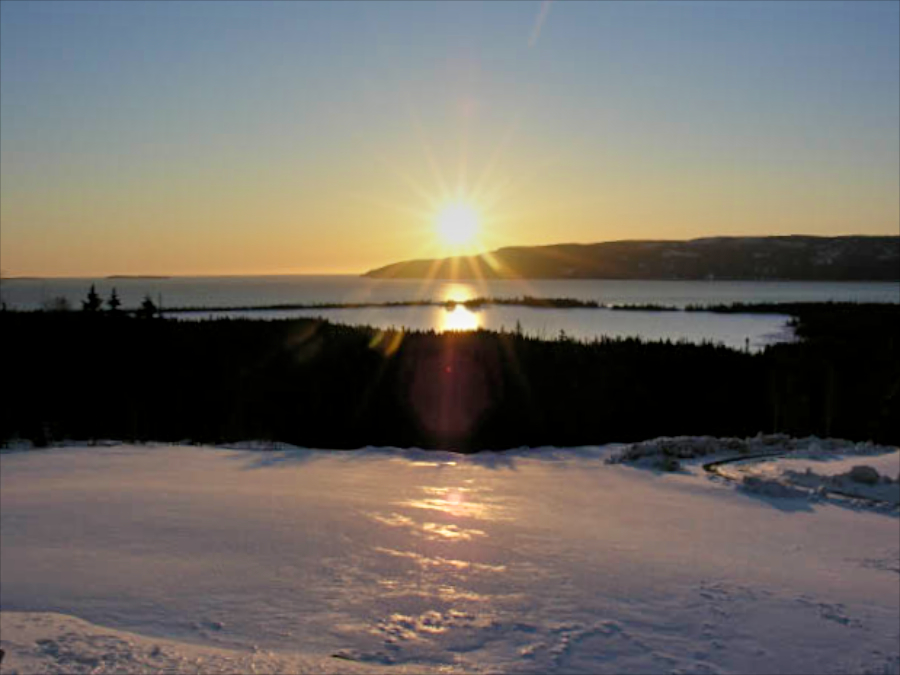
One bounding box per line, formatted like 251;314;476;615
1;275;171;280
364;235;900;281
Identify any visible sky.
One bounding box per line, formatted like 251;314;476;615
1;0;898;277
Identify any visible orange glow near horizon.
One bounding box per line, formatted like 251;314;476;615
1;3;898;278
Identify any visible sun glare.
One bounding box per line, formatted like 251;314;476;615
435;202;479;248
440;304;480;332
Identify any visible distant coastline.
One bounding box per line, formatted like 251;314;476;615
106;275;171;280
159;298;872;315
364;235;900;281
1;275;172;281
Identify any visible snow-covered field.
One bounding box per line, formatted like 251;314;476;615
1;439;898;674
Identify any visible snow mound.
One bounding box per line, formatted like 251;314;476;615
0;612;396;675
740;475;810;500
782;467;900;506
605;433;897;467
605;434;900;511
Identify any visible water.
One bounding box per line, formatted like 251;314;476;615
2;276;897;310
3;276;896;350
179;305;791;352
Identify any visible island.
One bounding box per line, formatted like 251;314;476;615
106;275;171;280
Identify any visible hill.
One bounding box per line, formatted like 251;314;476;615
364;235;900;280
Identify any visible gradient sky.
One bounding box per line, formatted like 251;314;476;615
1;0;898;277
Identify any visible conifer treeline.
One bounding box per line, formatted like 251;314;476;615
1;303;897;450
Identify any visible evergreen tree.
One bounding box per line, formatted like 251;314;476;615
81;285;103;312
137;295;158;319
108;288;122;312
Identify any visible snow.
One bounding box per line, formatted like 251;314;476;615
2;440;899;674
761;451;900;480
0;612;391;675
607;434;900;510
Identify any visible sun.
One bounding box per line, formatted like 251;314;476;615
435;202;479;248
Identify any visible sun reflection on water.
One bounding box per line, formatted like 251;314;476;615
440;305;480;332
441;283;476;303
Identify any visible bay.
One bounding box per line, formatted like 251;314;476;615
3;276;897;310
2;276;897;351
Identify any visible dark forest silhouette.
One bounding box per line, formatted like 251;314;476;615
1;298;897;451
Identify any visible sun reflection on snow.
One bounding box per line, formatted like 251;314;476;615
373;546;506;573
366;480;507;542
398;485;504;521
421;522;486;541
357;472;515;660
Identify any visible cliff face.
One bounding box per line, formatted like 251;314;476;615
364;236;900;281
